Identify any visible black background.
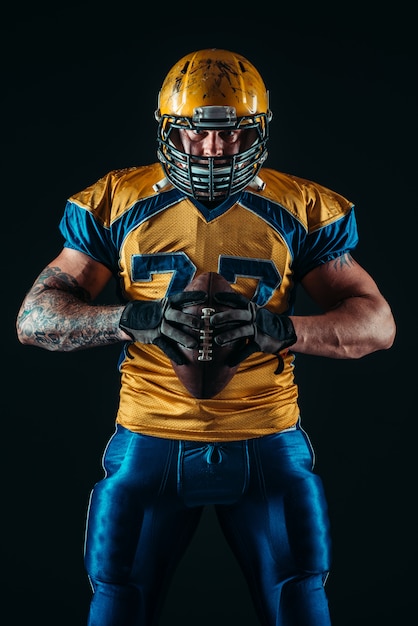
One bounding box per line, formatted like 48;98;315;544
2;3;416;625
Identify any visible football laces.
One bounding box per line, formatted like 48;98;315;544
198;307;215;361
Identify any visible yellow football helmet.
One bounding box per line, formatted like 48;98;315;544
154;49;272;201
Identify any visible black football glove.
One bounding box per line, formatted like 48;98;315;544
210;292;297;372
119;291;207;365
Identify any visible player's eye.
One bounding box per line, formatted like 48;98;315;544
220;130;240;142
185;129;207;141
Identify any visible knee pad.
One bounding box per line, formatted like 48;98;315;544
87;581;141;626
280;573;332;626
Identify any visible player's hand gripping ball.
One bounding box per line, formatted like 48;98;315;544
171;272;245;399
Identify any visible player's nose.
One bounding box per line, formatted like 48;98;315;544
202;131;224;157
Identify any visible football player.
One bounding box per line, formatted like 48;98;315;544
16;49;396;626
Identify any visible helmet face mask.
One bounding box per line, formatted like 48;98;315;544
155;49;272;201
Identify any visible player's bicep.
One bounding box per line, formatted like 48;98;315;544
28;248;113;302
300;253;382;311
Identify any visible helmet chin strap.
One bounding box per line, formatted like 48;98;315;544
152;173;265;195
152;176;170;193
248;175;266;192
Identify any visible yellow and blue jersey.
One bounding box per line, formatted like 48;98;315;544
60;163;357;441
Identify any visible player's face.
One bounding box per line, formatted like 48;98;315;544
178;128;257;157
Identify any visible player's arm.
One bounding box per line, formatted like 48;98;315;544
16;248;128;351
290;252;396;358
212;252;396;364
16;247;205;358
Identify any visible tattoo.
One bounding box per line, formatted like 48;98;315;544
331;252;354;270
29;266;92;302
17;266;123;351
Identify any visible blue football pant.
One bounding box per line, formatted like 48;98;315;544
84;422;332;626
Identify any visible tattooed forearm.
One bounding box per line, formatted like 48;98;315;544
16;266;125;351
29;266;93;302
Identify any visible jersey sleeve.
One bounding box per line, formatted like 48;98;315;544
294;208;359;279
59;200;119;273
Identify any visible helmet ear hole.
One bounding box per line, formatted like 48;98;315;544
155;49;271;201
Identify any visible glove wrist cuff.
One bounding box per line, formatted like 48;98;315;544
280;315;297;348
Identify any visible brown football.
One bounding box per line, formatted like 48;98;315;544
171;272;243;399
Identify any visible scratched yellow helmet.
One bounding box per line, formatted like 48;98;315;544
154;49;272;201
